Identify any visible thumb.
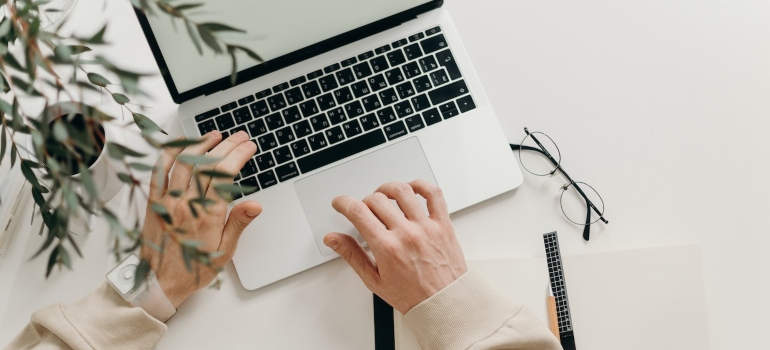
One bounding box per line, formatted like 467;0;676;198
324;232;380;290
220;201;262;257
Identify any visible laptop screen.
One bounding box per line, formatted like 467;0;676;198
145;0;433;96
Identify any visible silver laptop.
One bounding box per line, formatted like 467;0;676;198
135;0;522;290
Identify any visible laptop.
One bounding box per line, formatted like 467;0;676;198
135;0;523;290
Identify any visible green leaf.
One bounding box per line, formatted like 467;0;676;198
29;229;55;260
117;172;134;184
9;139;16;167
52;121;68;142
230;45;264;63
168;189;184;197
227;45;238;85
132;259;151;292
0;18;11;38
87;72;110;87
150;202;173;224
85;25;107;44
59;246;72;269
67;234;83;258
0;123;6;165
196;25;221;54
3;53;24;71
112;93;130;105
214;183;250;199
175;3;205;11
200;22;245;33
162;138;202;148
107;142;146;159
78;164;98;199
132;113;167;135
46;246;60;278
128;162;154;171
20;157;42;190
177;155;218;165
0;72;9;93
184;20;202;55
10;76;41;96
199;169;234;178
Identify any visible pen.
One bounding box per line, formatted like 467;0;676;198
547;282;560;340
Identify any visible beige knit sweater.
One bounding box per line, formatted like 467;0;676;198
4;272;561;350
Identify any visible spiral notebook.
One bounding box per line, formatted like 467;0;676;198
391;245;710;350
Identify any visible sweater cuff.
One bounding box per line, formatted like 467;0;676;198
402;271;524;350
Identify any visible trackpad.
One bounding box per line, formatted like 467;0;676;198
294;137;437;257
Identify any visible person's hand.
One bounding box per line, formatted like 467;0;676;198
140;130;262;308
323;180;468;314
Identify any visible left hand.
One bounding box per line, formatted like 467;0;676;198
140;130;261;308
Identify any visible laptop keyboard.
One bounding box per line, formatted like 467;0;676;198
194;26;477;200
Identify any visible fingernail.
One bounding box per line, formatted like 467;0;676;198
245;208;260;218
324;238;339;250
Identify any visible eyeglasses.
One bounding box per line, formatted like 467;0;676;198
510;127;608;241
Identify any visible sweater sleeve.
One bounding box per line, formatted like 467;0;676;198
3;281;167;350
403;272;562;350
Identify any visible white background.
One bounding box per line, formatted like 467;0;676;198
1;0;768;349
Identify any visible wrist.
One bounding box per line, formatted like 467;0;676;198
106;254;177;322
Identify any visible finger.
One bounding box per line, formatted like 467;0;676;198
150;138;186;200
215;200;263;265
168;131;223;191
324;232;380;290
332;196;387;243
375;182;426;221
409;179;449;220
198;131;252;192
363;192;408;230
205;140;258;200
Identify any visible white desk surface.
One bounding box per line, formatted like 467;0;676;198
1;0;768;349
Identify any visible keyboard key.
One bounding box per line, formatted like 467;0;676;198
317;93;337;111
366;74;387;92
439;101;459;119
276;162;300;182
327;107;347;125
273;82;290;93
247;119;268;137
394;100;414;118
273;146;293;164
360;113;380;131
240;159;258;178
430;69;450;86
292;120;313;138
290;76;307;86
457;95;476;113
325;126;346;145
290;139;311;158
411;94;431;112
396;81;416;99
257;170;278;189
345;100;365;119
428;80;469;105
255;153;276;171
256;89;272;99
370;56;389;73
361;95;382;112
413;75;433;93
392;38;408;48
419;56;439;73
284;87;305;105
240;176;259;195
233;107;252;125
378;88;399;106
310;114;331;132
198;119;216;135
221;131;230;139
239;95;257;106
377;106;397;125
231;125;247;137
265;113;285;130
221;101;238;112
403;61;421;79
436;49;462;80
403;43;423;61
258;133;278;151
341;57;358;67
422;108;442;126
385;68;405;85
405;115;425;132
324;63;341;74
333;86;354;104
216;113;235;130
282;106;302;124
420;34;448;54
343;119;363;138
298;129;386;174
267;94;287;111
357;51;375;61
351;80;371;98
409;33;425;42
307;133;328;151
353;62;373;79
302;81;322;99
425;26;441;36
384;121;408;140
319;75;339;92
195;108;219;122
275;126;295;145
306;69;324;80
299;100;320;117
335;68;356;85
231;191;244;201
250;99;270;118
375;44;391;55
387;50;407;67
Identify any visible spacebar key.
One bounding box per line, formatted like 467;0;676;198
297;129;387;174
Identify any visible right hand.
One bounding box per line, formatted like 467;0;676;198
323;180;468;314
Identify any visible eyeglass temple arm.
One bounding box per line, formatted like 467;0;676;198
583;203;592;241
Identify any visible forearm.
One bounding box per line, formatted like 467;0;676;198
4;282;167;350
403;272;562;350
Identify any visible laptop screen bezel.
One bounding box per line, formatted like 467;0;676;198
133;1;444;104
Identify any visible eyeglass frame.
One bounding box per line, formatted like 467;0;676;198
509;127;608;241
